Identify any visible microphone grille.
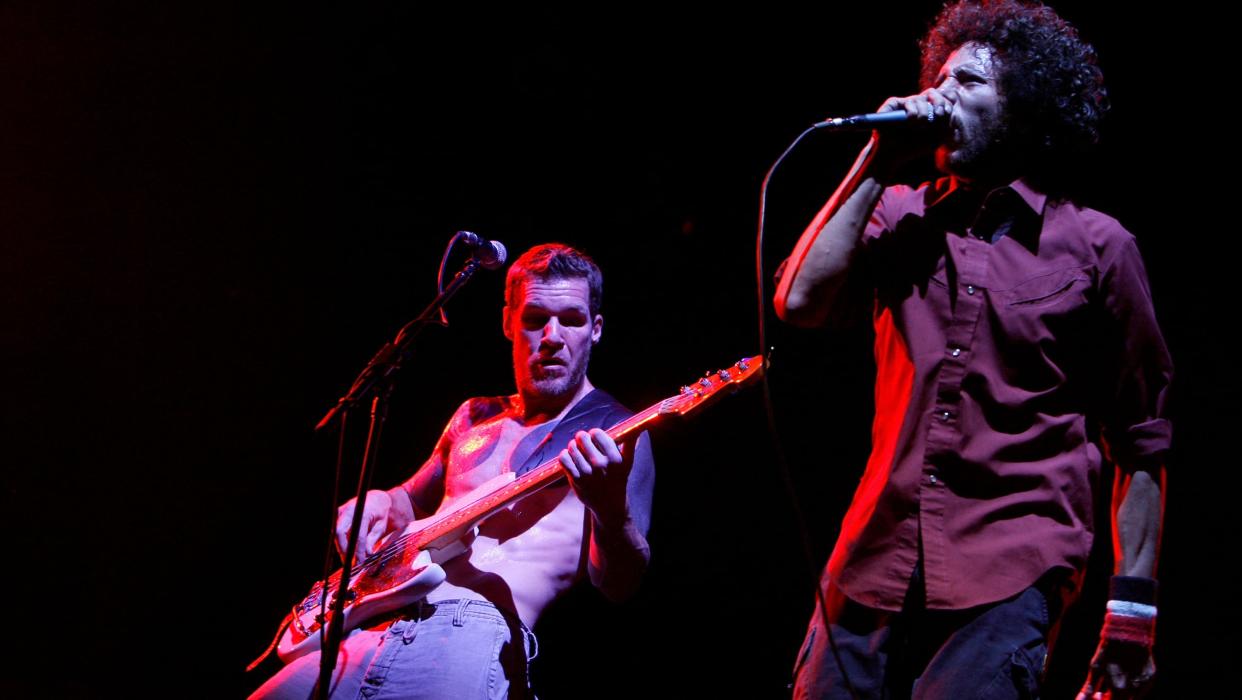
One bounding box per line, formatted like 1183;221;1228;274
488;240;508;269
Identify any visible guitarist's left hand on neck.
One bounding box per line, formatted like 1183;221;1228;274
559;428;633;522
559;428;653;602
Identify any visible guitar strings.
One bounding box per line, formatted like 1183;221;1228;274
307;374;764;606
314;402;674;597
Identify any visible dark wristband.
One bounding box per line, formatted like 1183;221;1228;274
1109;575;1158;605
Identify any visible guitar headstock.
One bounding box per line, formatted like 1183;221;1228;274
658;354;766;418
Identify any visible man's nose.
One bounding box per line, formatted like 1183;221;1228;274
542;319;564;343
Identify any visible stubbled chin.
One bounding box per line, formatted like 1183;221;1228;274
529;375;574;398
936;144;979;178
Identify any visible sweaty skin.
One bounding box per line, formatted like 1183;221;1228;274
424;399;607;628
340;275;653;629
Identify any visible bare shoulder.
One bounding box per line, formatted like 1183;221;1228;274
443;395;514;439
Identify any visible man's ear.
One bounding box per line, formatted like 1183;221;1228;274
502;305;513;341
591;314;603;345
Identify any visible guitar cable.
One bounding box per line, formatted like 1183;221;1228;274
755;124;861;700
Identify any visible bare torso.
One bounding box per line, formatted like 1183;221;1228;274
425;401;589;629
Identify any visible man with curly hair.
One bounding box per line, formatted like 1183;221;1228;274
775;2;1169;698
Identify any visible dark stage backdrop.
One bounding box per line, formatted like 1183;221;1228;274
4;2;1229;697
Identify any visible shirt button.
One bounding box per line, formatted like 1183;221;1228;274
929;474;940;485
950;347;962;358
966;285;976;295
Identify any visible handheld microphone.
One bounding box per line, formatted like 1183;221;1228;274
458;231;507;270
813;110;943;131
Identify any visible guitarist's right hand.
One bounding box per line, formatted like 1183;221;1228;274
335;489;407;563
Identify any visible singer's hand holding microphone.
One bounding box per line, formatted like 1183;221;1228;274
818;85;959;182
876;85;958;125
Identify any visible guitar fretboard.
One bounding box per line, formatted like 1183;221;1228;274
400;399;674;553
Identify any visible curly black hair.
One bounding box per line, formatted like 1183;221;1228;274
919;0;1108;178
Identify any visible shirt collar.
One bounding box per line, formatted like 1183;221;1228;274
927;176;1047;217
923;176;1049;248
1005;178;1048;217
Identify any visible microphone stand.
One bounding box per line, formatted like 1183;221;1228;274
311;254;488;700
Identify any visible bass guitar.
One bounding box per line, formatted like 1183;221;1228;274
265;355;764;665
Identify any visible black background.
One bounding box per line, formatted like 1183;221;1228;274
4;2;1230;697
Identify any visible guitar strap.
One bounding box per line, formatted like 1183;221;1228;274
513;388;633;476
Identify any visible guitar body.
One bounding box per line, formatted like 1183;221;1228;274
276;549;447;662
274;473;516;663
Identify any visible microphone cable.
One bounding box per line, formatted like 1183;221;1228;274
754;123;861;700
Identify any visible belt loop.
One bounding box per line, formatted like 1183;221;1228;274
453;599;471;627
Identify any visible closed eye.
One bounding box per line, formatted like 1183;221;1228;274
558;312;588;327
521;310;589;329
522;312;550;330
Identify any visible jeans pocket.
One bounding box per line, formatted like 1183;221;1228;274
1011;642;1048;700
974;643;1046;700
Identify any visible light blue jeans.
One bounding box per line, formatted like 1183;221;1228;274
251;599;538;700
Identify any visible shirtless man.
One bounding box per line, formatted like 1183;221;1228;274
252;243;655;699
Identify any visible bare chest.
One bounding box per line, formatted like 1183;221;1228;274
443;416;548;501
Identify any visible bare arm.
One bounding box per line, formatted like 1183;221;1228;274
561;429;655;602
586;432;653;601
332;454;445;563
334;403;458;562
1113;466;1165;578
1077;466;1165;699
774;136;885;328
774;88;956;327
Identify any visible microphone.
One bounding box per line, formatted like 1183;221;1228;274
813;110;943;131
458;231;508;270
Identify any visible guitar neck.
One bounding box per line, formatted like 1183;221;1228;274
283;355;761;667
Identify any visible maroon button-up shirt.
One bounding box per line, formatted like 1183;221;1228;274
825;177;1172;611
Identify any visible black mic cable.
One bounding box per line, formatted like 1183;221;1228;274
755;122;862;700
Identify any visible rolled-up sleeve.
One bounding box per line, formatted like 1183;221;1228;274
1098;235;1174;470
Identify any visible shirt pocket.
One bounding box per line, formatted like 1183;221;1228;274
996;266;1093;345
1003;266;1090;307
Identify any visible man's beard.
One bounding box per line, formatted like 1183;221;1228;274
517;347;591;403
936;109;1012;180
